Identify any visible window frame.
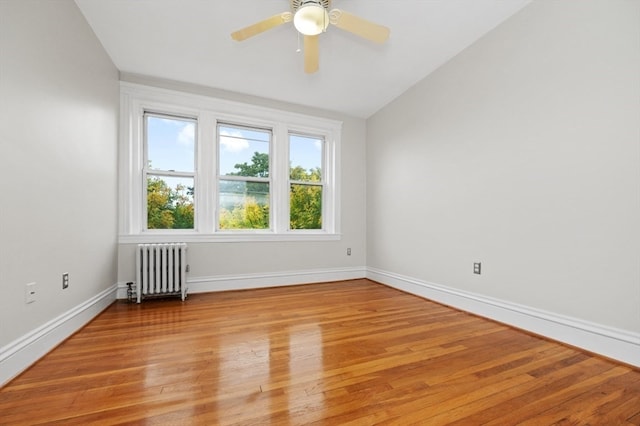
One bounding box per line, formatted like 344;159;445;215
288;131;326;232
216;122;273;232
143;112;198;232
119;82;342;243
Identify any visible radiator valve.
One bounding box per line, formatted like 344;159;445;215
126;282;136;303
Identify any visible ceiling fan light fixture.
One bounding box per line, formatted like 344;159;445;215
293;1;329;36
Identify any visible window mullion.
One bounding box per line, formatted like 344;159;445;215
197;112;216;233
324;131;337;233
130;101;144;234
273;124;289;233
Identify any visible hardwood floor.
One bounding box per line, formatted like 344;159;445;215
1;279;638;425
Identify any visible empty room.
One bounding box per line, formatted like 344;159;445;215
1;0;638;424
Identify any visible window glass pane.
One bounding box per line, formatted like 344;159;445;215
219;180;270;229
147;176;194;229
290;184;322;230
290;134;322;182
146;115;195;172
219;125;270;177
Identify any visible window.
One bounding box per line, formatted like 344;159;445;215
218;124;271;230
120;83;341;242
289;133;323;230
144;113;196;230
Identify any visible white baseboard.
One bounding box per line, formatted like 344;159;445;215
116;266;367;299
0;285;117;387
367;268;640;367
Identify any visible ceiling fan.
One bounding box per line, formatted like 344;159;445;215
231;0;390;74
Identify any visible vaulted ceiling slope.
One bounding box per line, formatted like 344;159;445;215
75;0;531;118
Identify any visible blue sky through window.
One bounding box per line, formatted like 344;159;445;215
219;125;269;176
147;116;195;172
290;134;323;176
147;115;323;176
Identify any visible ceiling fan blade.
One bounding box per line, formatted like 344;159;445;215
329;9;390;43
231;12;293;41
304;35;319;74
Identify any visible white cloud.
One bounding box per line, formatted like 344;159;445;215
178;123;195;147
220;129;249;153
314;139;323;151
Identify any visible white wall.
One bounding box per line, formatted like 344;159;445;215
116;74;367;291
2;0;636;382
367;0;639;336
0;0;119;351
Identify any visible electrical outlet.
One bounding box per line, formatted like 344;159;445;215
25;282;36;304
473;262;481;275
347;248;351;256
62;272;69;289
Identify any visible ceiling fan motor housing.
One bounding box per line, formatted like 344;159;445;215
293;1;330;35
291;0;331;13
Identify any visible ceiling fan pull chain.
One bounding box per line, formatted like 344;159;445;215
323;5;326;33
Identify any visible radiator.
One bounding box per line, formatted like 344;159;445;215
136;243;188;303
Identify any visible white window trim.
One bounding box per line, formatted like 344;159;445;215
119;82;342;243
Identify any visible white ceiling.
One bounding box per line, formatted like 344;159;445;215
75;0;531;118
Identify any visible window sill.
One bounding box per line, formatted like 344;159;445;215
118;232;342;244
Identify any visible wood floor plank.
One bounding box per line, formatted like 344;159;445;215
1;279;638;425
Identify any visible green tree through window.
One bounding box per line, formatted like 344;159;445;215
216;150;322;230
147;177;194;229
289;134;323;230
144;124;325;232
290;166;322;229
219;151;270;230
